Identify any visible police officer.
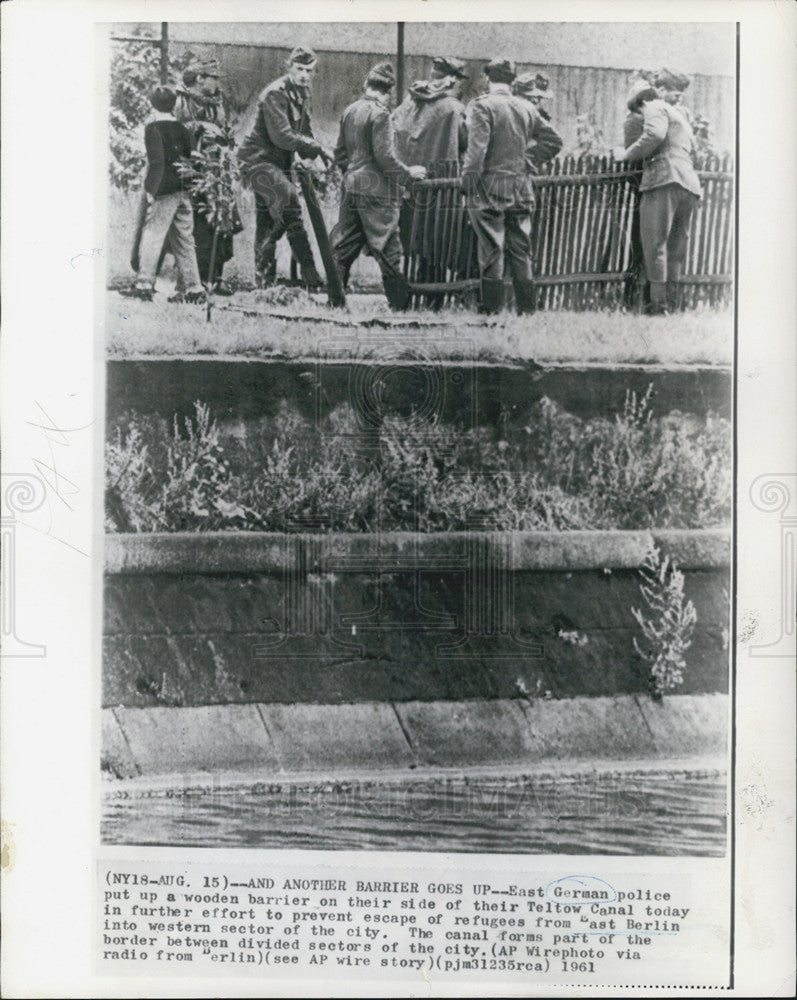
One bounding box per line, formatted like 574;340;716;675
330;62;427;310
462;58;546;314
614;80;702;314
392;56;468;300
517;71;555;121
238;46;331;289
392;56;468;175
513;71;563;174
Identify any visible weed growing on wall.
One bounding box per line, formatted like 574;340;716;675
632;546;697;699
105;396;731;534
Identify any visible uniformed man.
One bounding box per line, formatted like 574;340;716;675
174;60;242;295
462;58;547;315
517;71;555;122
513;71;563;174
392;56;468;175
392;56;469;300
238;46;331;289
614;80;703;314
330;62;427;310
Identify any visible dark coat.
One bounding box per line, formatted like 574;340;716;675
334;95;412;203
392;81;467;174
238;74;322;180
462;88;543;209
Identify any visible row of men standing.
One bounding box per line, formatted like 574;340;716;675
237;47;563;312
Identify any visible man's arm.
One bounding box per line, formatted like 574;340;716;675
456;103;468;158
623;111;644;148
143;124;165;197
262;88;322;158
531;116;563;166
371;107;412;185
623;103;668;161
333;117;349;173
462;101;489;181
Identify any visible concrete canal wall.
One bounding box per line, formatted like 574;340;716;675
104;529;730;714
102;693;728;779
106;358;731;429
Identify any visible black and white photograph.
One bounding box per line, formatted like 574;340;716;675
100;19;735;857
3;1;797;995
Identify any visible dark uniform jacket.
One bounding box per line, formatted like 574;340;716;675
238;74;322;180
462;89;545;209
334;95;412;202
392;80;467;174
623;98;702;197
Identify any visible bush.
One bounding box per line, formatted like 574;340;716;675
105;394;731;534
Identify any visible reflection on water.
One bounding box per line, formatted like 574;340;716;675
103;766;726;856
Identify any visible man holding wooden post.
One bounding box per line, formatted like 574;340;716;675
238;45;332;290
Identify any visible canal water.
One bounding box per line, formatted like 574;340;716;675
102;764;726;856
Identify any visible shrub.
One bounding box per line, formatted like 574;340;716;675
632;546;697;698
105;396;731;534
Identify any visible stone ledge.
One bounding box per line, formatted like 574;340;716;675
105;529;730;575
102;693;728;779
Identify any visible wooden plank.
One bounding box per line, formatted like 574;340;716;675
295;164;346;308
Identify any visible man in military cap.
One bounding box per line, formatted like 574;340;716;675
238;46;331;289
330;62;427;309
392;56;469;296
614;80;702;314
462;58;549;314
392;56;468;175
513;71;563;173
515;71;555;121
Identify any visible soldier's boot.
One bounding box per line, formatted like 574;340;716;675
666;262;683;312
479;278;505;315
644;281;669;316
333;257;351;291
288;231;325;290
255;240;277;289
513;278;537;316
382;270;411;311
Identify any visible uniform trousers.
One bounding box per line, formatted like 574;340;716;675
639;182;699;284
251;163;315;282
466;205;533;281
331;191;402;282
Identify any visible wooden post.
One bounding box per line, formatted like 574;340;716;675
396;22;405;104
160;22;169;84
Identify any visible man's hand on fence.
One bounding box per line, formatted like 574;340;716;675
407;165;427;182
612;146;629;161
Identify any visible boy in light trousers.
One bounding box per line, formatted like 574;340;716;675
128;86;204;302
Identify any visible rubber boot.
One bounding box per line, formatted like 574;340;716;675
513;278;537;316
479;278;505;315
382;270;411;311
644;281;669;316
